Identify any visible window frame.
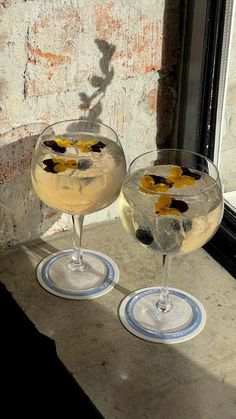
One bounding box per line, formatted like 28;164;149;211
176;0;236;278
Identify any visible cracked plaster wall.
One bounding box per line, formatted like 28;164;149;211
0;0;181;248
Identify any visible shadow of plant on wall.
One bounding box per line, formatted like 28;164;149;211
0;41;116;249
79;39;116;123
67;39;116;133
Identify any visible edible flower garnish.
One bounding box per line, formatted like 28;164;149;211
76;140;97;153
43;158;77;173
54;138;73;148
43;138;73;153
155;195;189;216
139;174;172;194
90;141;106;152
166;166;200;188
76;140;106;153
181;166;201;180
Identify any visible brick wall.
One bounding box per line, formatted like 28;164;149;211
0;0;181;248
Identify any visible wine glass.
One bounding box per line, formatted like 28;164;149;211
31;119;126;299
118;149;223;343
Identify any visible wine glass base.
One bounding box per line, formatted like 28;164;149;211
119;287;206;344
36;249;119;299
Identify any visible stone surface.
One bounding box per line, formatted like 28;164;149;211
0;220;236;419
0;0;181;249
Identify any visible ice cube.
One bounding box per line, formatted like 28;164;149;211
66;146;78;155
155;217;184;253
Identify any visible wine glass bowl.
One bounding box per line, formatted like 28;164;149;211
118;149;223;343
32;120;125;215
31;119;126;299
120;149;223;255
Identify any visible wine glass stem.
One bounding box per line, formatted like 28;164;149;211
69;214;86;271
156;254;172;312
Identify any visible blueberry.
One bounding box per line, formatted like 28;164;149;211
183;219;192;232
77;159;93;170
135;228;154;245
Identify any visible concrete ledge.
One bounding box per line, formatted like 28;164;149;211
1;220;236;418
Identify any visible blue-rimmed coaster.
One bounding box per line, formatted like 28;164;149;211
119;287;206;344
37;249;119;299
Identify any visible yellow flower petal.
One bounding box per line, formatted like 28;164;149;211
54;164;67;173
66;159;77;165
76;139;98;153
173;179;186;188
85;140;98;146
52;158;65;164
170;166;183;177
155;195;172;212
67;163;77;169
181;176;196;185
54;138;72;147
76;141;87;150
139;175;156;194
166;176;178;184
166;174;194;188
140;175;155;188
79;145;90;153
153;184;169;193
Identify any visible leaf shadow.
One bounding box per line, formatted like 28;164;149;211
68;39;116;133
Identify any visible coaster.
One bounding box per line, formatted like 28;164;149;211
37;249;119;299
119;287;206;344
